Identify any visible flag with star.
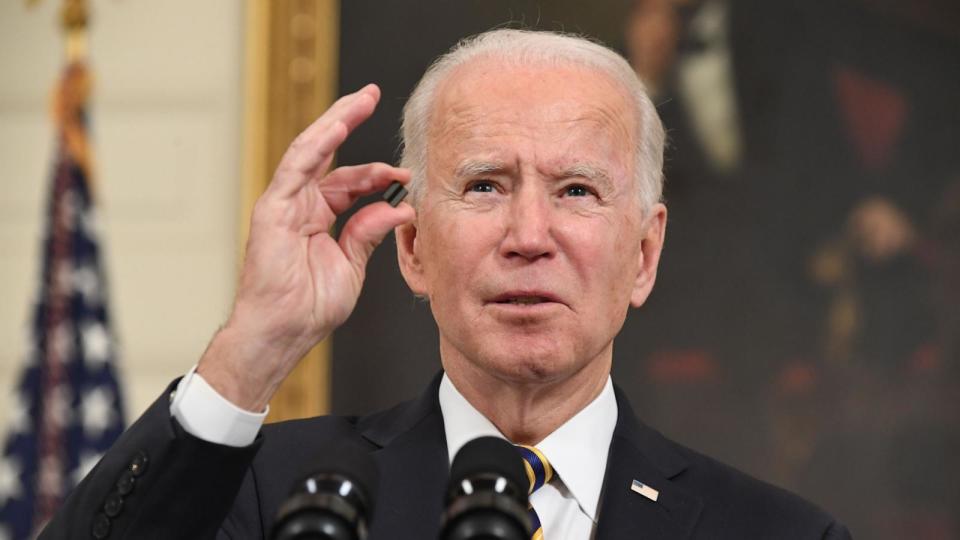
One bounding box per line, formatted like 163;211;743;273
0;61;125;540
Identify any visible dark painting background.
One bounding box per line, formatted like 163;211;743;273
331;2;960;538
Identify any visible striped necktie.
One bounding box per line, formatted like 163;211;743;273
515;445;554;540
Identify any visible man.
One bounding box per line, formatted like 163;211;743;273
41;29;850;539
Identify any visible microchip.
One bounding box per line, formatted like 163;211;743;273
383;181;408;207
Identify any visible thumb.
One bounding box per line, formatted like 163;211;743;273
338;201;416;274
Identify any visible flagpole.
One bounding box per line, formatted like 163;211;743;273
50;0;94;190
61;0;88;63
33;1;93;530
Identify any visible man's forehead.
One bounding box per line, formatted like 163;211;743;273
428;59;635;150
432;57;632;122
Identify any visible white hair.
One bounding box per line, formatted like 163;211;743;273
399;28;665;212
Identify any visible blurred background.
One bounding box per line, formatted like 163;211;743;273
1;0;958;538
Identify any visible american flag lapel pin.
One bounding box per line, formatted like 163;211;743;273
631;479;660;502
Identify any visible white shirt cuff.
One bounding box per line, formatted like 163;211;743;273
169;365;268;447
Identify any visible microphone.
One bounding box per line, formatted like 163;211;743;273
441;437;532;540
271;444;379;540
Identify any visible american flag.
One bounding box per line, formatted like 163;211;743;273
0;62;125;540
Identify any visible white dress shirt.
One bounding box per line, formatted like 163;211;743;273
439;374;618;540
170;369;619;539
169;365;267;447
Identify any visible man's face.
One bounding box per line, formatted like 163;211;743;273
397;59;666;385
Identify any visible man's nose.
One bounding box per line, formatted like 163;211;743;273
501;187;557;261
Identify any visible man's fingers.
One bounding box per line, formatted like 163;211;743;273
321;163;411;214
336;84;381;131
289;86;380;172
269;84;382;198
314;84;381;136
337;202;416;273
284;93;373;173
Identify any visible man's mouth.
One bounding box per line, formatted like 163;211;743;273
499;296;550;305
489;291;562;306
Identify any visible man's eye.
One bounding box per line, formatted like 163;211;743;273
467;181;496;193
564;184;591;197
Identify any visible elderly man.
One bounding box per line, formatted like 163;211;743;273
42;30;849;539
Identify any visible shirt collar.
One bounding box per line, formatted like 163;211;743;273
438;373;618;521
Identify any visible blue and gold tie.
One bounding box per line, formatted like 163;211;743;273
515;445;553;540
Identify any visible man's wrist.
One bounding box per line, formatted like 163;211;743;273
196;325;295;412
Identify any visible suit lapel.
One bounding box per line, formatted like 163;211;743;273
595;387;703;540
360;373;449;540
354;376;705;539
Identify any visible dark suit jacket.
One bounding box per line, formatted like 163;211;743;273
40;374;850;539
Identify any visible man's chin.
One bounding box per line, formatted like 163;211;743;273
477;349;580;385
440;329;593;383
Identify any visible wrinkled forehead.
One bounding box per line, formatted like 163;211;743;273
427;56;637;147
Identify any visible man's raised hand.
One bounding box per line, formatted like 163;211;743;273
197;84;415;411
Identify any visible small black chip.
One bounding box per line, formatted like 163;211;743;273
383;180;408;207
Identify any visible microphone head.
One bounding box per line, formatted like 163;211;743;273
449;436;527;497
304;443;380;512
272;443;379;540
441;437;531;540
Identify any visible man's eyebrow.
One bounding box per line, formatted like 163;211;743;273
561;163;613;186
453;160;616;188
454;160;507;178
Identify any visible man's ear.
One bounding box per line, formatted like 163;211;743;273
630;203;667;308
396;218;428;297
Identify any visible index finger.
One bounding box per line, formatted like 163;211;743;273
269;84;382;198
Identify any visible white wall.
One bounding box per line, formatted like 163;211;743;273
0;0;244;422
